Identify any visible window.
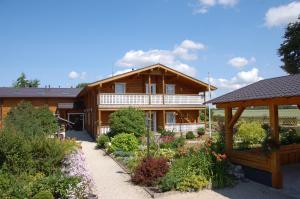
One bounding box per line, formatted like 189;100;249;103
115;83;126;94
166;112;176;124
145;84;156;94
166;84;175;94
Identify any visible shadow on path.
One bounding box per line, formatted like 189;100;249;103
66;130;94;142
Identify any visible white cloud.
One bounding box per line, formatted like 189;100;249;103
228;57;248;68
116;40;205;77
211;68;263;90
112;69;132;76
218;0;238;6
227;56;256;68
194;0;238;14
68;71;87;80
265;1;300;27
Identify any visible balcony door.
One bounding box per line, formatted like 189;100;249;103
145;84;156;94
145;111;157;132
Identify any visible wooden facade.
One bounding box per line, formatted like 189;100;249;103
81;64;214;138
0;97;82;129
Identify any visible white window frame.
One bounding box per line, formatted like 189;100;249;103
115;83;126;94
145;83;156;94
166;84;175;95
166;112;176;124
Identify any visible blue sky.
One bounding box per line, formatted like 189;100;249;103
1;0;300;96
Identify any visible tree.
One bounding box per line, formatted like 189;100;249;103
13;73;40;88
278;17;300;74
4;101;58;137
108;107;146;137
76;83;89;88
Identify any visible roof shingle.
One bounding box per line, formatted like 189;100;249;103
208;74;300;104
0;87;82;98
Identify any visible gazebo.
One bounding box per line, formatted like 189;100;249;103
208;74;300;189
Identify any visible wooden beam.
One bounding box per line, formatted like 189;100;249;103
204;108;207;132
148;75;151;104
229;106;245;128
216;96;300;108
162;72;165;104
269;104;282;189
162;110;165;129
98;109;101;136
224;106;233;153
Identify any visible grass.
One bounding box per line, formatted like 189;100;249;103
213;109;300;120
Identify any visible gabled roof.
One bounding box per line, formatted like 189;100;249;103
207;74;300;104
0;87;82;98
87;63;217;90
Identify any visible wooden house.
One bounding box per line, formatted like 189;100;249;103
0;64;216;138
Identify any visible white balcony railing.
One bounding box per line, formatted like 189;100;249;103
99;124;204;135
165;123;204;133
98;94;204;105
99;126;110;134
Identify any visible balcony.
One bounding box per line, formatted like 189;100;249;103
98;93;205;107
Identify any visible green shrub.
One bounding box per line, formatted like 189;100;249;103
154;148;176;160
97;134;110;148
32;190;54;199
159;129;175;137
159;150;211;192
109;107;146;137
31;137;72;175
110;133;138;152
186;131;195;139
0;130;34;174
280;128;300;145
177;175;208;192
160;137;185;149
4;101;58;138
197;127;205;136
235;121;266;149
125;150;146;172
160;139;234;192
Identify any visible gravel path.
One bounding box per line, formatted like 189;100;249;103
77;132;151;199
67;131;296;199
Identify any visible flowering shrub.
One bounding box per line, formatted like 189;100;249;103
132;157;169;186
160;136;175;143
62;149;95;199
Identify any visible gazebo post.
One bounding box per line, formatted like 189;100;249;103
224;106;233;153
269;104;282;189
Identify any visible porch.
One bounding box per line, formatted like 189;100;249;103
97;109;206;135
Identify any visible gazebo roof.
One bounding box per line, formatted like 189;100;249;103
208;74;300;105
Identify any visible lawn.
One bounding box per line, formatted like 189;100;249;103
213;109;300;120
